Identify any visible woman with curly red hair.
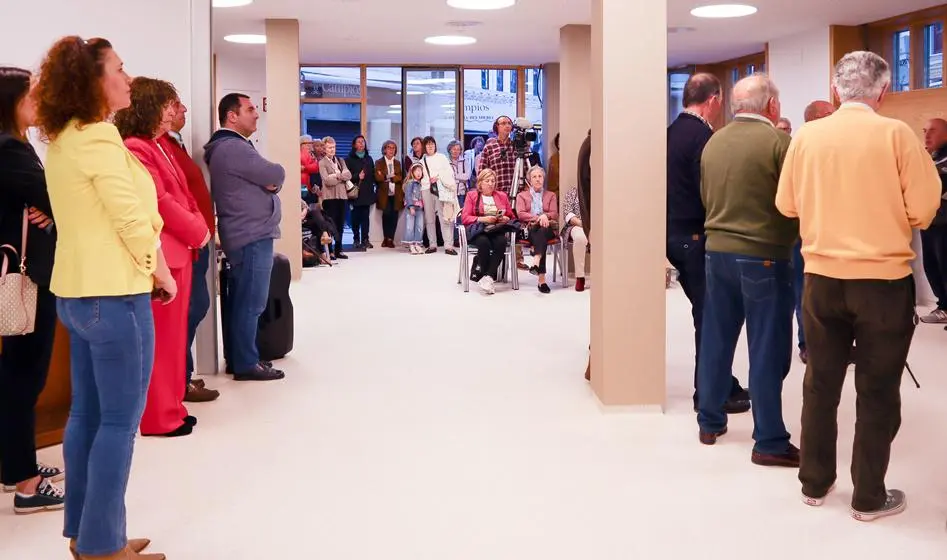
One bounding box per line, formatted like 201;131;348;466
35;36;170;560
115;78;210;439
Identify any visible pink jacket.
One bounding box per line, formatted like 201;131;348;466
515;189;559;224
461;190;514;226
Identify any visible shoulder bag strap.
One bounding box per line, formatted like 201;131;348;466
18;207;27;272
422;156;432;178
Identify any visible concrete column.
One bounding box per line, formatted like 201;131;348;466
590;0;667;408
190;0;220;377
559;26;591;217
265;19;302;280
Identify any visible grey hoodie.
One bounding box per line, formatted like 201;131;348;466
204;129;286;255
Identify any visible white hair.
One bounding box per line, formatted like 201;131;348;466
833;51;891;103
730;74;779;115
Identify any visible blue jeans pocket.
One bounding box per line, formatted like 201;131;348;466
736;259;777;302
59;297;101;333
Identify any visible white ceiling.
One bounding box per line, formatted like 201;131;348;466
212;0;945;66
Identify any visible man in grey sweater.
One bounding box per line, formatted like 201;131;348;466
205;93;286;382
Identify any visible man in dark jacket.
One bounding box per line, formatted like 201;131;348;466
205;93;286;382
919;117;947;324
666;73;750;413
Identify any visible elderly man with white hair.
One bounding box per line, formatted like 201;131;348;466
776;51;940;522
696;74;800;468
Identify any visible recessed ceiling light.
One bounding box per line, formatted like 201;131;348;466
424;35;477;46
690;4;757;18
224;34;266;44
447;0;515;9
213;0;252;6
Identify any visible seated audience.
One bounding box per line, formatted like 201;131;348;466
319;136;352;260
561;186;588;292
0;66;65;514
374;139;403;248
37;35;171;559
117;77;210;437
696;74;799;468
462;168;515;295
403;162;426;254
776;51;941;521
515;166;559;294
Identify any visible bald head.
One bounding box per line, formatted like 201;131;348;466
731;74;781;124
804;100;836;122
924;118;947;153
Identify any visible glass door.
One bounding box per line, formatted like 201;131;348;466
402;68;461;158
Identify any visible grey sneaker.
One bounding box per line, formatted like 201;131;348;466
920;308;947;324
2;462;64;492
801;483;836;507
13;478;65;514
851;489;906;522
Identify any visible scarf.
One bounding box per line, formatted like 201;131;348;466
531;189;544;216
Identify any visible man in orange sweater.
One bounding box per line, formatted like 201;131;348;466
776;51;941;522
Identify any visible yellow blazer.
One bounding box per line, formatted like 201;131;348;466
45;121;163;298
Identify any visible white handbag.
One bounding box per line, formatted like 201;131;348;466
0;209;38;336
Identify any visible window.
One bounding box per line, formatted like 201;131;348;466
893;29;911;92
532;69;541;95
745;64;756;76
525;67;544;130
464;68;516;147
760;62;766;73
668;72;690;125
299;66;361;99
510;71;518;93
731;67;739;85
924;22;943;88
481;69;489;89
365;67;403;161
497;69;504;92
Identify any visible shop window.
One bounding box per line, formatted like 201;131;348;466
924;22;943;88
893;29;911;92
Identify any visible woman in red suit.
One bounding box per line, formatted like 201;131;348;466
115;78;210;437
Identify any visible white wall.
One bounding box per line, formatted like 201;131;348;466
767;27;831;131
1;0;200;153
214;53;268;156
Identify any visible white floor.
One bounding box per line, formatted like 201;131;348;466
2;250;947;559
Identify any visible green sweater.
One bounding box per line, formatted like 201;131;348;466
701;116;797;260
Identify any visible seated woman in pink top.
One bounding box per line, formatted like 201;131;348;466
115;77;210;438
461;168;515;295
515;166;559;293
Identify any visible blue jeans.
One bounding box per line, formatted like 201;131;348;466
697;251;793;455
185;246;211;384
403;208;424;244
225;238;274;372
792;239;805;350
58;294;154;556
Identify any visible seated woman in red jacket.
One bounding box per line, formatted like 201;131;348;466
515;166;559;293
461;168;515;295
115;77;210;437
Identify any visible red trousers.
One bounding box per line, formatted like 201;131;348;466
140;264;192;435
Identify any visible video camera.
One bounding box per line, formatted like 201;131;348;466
511;117;542;155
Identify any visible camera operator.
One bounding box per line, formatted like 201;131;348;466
478;115;518;197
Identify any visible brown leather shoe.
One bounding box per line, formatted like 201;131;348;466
699;426;728;445
184;382;220;402
584;363;590;381
752;443;801;468
71;539;153;559
192;379;206;389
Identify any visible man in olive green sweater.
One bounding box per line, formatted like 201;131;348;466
696;74;800;469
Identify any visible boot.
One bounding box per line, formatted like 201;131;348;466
69;539;151;560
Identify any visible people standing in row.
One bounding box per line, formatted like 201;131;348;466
465;135;486;190
346;135;377;250
420;136;459;255
402;163;426;254
160;99;221;403
448;139;471;208
791;100;836;363
374;139;403;248
116;78;210;438
300;135;320;205
204;93;286;382
777;51;941;521
0;66;65;515
666;73;750;412
696;74;799;469
319;136;352;260
38;35;171;560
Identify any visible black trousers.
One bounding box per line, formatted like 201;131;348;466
921;225;947;309
665;233;745;405
472;230;508;280
0;285;57;485
322;199;347;256
799;273;915;511
351;204;372;245
527;225;556;273
381;198;399;240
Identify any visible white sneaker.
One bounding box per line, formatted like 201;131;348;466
801;483;835;507
851;489;906;522
478;276;495;295
920;308;947;324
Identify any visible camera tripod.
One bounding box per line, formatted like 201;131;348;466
507;149;539;196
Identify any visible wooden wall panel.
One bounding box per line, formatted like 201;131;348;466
879;87;947;140
0;322;71;449
829;25;867;98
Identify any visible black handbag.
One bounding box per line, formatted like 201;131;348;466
422;156;440;197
